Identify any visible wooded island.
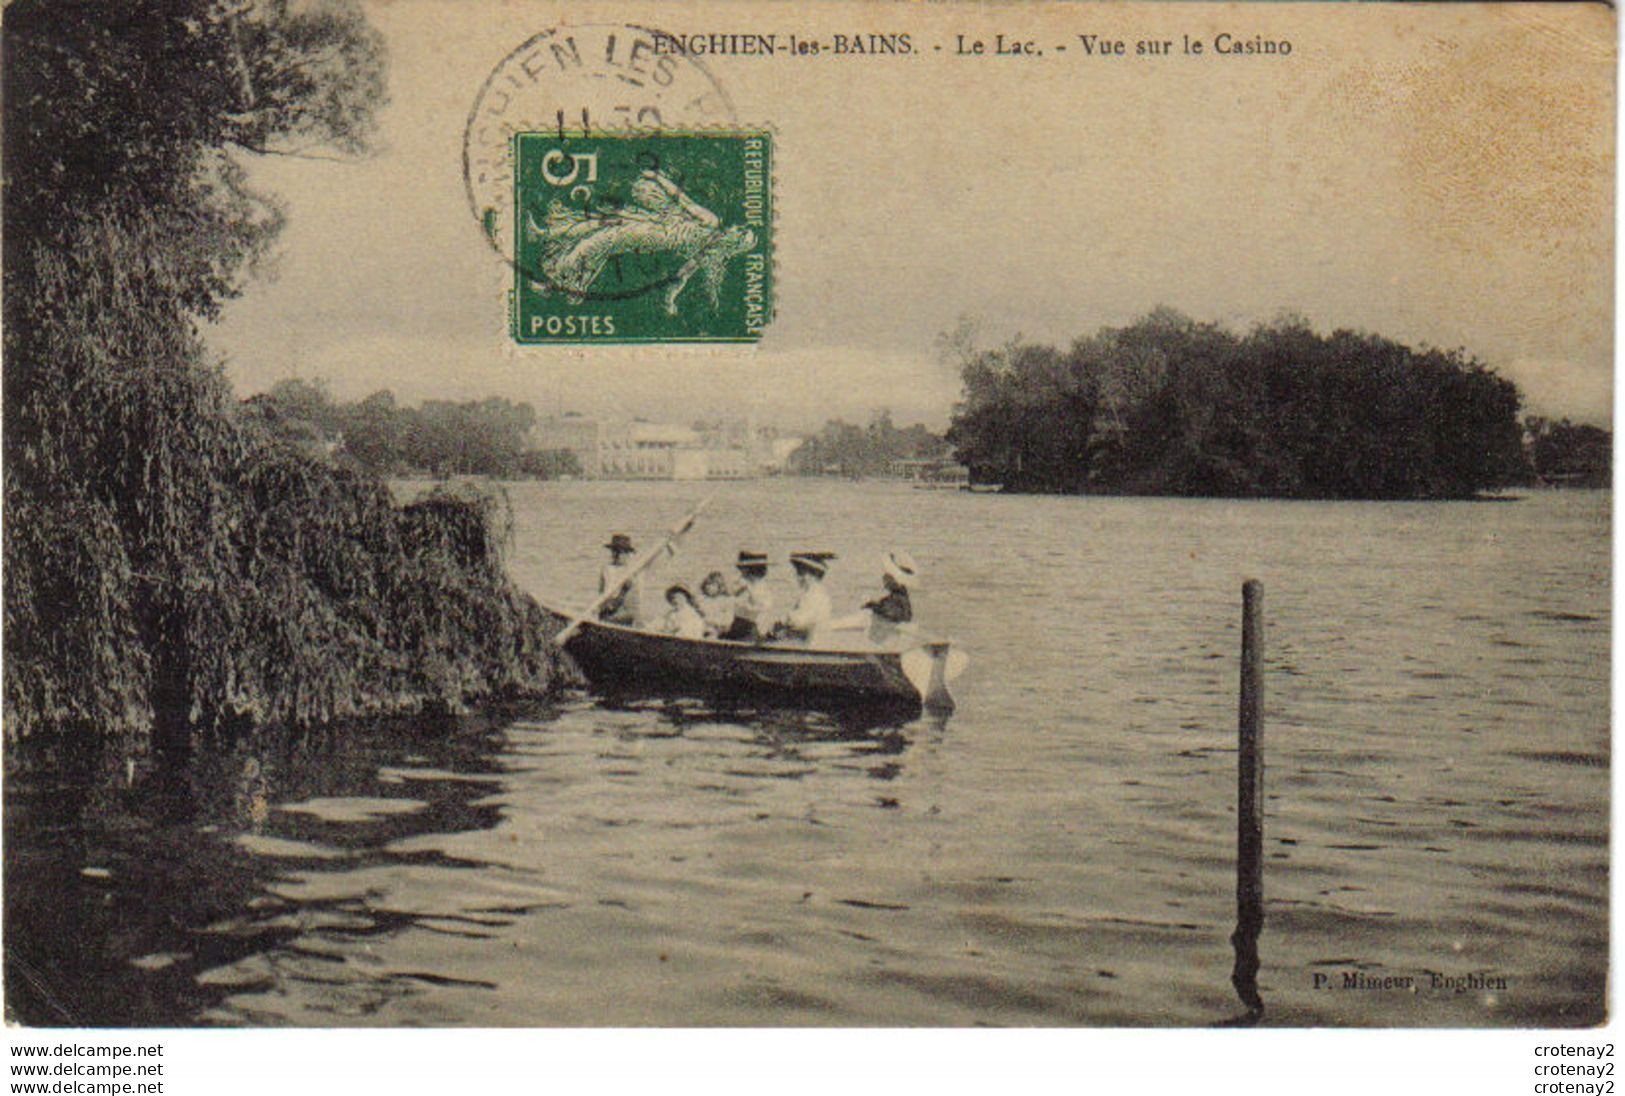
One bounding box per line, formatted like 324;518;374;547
945;309;1560;499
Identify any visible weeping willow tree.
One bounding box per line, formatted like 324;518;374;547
4;1;561;762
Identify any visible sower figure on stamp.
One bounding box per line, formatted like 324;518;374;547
527;170;757;316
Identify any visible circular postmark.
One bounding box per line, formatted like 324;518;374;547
462;23;738;290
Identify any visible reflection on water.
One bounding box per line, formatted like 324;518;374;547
6;713;515;1026
4;483;1610;1027
6;695;942;1027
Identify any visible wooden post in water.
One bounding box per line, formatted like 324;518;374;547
1230;579;1266;1018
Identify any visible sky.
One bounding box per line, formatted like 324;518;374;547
208;1;1616;430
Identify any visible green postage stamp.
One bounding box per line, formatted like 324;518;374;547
511;131;773;344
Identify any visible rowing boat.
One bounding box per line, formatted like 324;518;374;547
542;603;966;713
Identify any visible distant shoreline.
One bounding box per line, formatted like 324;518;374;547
393;475;1612;504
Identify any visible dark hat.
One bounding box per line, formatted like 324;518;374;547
789;551;837;577
605;533;635;553
736;550;769;570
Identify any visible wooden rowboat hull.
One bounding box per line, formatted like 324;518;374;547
543;605;939;712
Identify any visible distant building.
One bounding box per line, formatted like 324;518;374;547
529;414;770;480
764;436;805;472
888;457;970;485
531;413;604;476
605;421;699;478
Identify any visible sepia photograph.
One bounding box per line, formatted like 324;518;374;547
1;0;1613;1060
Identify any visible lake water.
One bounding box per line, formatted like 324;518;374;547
5;481;1609;1027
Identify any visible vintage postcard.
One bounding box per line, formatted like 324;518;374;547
2;0;1613;1062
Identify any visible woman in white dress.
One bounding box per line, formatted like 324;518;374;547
771;551;836;643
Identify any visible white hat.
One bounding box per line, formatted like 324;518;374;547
882;549;920;587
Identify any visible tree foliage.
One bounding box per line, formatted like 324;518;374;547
1525;417;1611;488
789;411;949;477
945;309;1530;499
4;1;559;756
245;382;575;479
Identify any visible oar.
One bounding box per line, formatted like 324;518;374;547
552;491;719;646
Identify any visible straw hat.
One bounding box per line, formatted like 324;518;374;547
735;550;769;571
882;549;920;587
789;551;837;577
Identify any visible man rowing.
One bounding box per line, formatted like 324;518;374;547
597;533;640;625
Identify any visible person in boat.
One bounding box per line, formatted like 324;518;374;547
697;571;735;636
656;583;707;639
597;533;640;625
768;551;836;643
720;550;774;640
860;549;917;645
865;551;916;623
